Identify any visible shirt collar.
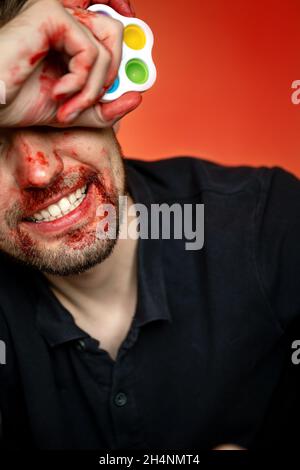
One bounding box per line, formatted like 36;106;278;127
126;161;172;328
36;159;172;348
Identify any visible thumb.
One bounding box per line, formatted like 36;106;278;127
101;91;142;121
57;91;142;128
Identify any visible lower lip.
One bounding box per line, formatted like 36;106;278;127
21;183;96;235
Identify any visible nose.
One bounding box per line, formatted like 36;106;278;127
9;130;64;189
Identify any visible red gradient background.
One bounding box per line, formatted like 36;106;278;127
119;0;300;177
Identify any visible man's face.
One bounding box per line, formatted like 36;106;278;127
0;127;126;275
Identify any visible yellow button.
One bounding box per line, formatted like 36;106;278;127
124;24;146;50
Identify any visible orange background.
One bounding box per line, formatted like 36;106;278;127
119;0;300;177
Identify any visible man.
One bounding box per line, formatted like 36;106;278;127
0;0;299;451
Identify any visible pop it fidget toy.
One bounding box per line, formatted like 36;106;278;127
88;4;157;102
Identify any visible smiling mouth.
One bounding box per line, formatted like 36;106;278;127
25;184;88;223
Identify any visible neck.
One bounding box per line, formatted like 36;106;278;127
44;194;139;323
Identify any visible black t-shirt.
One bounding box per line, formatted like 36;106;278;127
0;156;299;450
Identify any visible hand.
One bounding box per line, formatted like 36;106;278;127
0;0;141;128
63;1;135;17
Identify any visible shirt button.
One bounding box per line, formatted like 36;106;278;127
75;339;86;351
114;392;127;407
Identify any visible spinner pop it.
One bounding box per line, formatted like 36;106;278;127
88;4;157;102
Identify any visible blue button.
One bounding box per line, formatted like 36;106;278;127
107;76;120;94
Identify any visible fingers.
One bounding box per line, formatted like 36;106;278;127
48;9;98;93
54;10;124;123
50;21;100;105
90;1;135;17
60;1;136;17
61;1;90;7
61;91;142;127
69;9;123;88
110;0;135;17
55;45;111;123
1;0;138;128
101;91;142;121
0;0;95;104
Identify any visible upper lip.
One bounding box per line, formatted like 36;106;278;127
23;182;88;220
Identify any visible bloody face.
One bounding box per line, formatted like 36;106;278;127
0;127;126;275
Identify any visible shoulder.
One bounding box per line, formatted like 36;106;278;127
124;156;288;202
253;166;300;328
258;165;300;224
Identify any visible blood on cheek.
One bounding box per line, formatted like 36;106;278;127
65;169;116;250
8;140;114;251
71;149;79;158
16;230;35;257
101;167;114;195
100;147;108;158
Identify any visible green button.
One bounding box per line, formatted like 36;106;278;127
125;59;149;85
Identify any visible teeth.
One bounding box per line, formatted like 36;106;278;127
48;204;61;217
68;193;76;204
41;209;50;219
58;197;71;213
30;185;87;223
